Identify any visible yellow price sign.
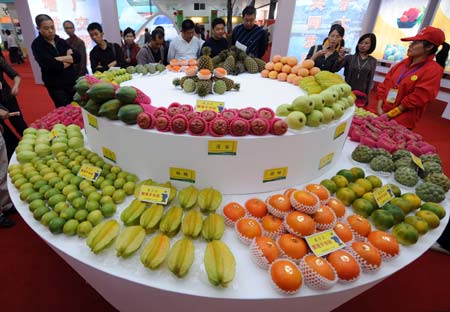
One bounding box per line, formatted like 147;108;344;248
334;122;347;139
195;100;225;113
138;185;171;205
263;167;288;183
208;140;238;155
319;153;334;169
49;129;59;141
87;113;98;129
373;185;395;207
410;152;424;170
77;164;102;182
305;229;345;257
170;167;196;183
102;147;116;163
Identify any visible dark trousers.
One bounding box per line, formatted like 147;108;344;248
0;94;27;135
8;47;23;64
46;85;75;108
0;121;19;160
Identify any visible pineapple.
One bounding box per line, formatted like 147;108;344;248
235;61;245;74
198;46;214;71
244;56;259;73
223;55;235;74
253;58;266;72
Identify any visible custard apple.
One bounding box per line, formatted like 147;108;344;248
415;182;446;203
392;149;411;161
418;161;443;179
370;155;395;172
425;172;450;192
394;167;419;187
394;157;416;170
420;153;442;165
372;148;391;159
351;145;374;163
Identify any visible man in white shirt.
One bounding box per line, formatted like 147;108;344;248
167;19;202;60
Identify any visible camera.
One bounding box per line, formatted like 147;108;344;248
344;48;351;54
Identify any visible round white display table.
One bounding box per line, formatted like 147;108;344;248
8;140;450;312
84;72;353;194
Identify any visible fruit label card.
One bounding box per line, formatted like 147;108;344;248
334;122;347;139
319;153;334;169
77;164;102;182
87;113;98;129
138;185;171;205
170;167;196;183
263;167;288;183
102;147;116;163
410;152;424;170
373;185;395;207
49;129;59;141
208;140;238;155
305;229;345;257
195;100;225;113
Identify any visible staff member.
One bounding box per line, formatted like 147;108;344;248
376;26;449;129
32;14;81;108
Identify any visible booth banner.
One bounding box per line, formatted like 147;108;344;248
287;0;370;62
28;0;102;53
372;0;430;62
431;1;450;71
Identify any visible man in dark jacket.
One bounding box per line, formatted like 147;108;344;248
32;14;81;108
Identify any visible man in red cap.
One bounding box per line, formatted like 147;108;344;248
376;26;449;129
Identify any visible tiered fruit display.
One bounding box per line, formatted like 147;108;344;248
93;68;132;85
211;46;265;75
29;105;83;130
172;47;240;97
350;114;437;155
126;63;166;75
354;107;377;118
276;83;354;129
299;70;346;94
137;102;288;136
166;58;197;72
260;55;320;84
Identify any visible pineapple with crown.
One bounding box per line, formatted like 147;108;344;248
198;46;214;71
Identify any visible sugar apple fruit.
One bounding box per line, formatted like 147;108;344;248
351;145;374;163
425;172;450;192
415;182;445;203
372;148;391;159
420;153;441;165
394;157;416;170
394;167;419;187
370;155;395;172
392;149;411;161
418;161;442;179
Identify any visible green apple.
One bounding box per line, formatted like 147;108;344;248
306;110;324;127
286;111;307;130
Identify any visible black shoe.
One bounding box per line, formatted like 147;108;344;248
0;214;15;228
4;206;17;216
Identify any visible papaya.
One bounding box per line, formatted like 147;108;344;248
118;104;143;125
116;86;137;103
75;79;89;96
86;82;115;103
99;99;122;120
84;99;100;116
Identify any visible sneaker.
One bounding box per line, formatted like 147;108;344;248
0;214;15;228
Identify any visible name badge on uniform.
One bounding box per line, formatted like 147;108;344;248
235;41;247;52
387;88;398;104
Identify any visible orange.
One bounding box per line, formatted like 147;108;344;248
277;72;287;81
309;67;321;75
188;59;197;66
261;69;269;78
245;198;267;218
268;70;278;79
292;190;319;207
368;231;399;257
284;188;298;199
236;218;262;240
267;194;291;213
287;56;298;66
287;73;297;83
301;59;315;69
350;241;382;267
333;221;353;243
292;75;302;85
270;259;302;293
326;197;346;218
170;59;179;66
261;215;283;233
313;205;336;226
347;214;371;237
254;236;281;264
277;234;308;260
223;202;246;222
273;62;283;72
298;68;310;77
327;250;360;281
305;184;330;202
304;255;335;280
280;56;288;64
290;65;300;74
285;211;315;236
272;54;282;63
265;62;274;71
282;64;292;73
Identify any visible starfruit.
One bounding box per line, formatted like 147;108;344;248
120;198;147;226
198;187;222;213
114;225;146;258
139;203;164;233
201;213;225;241
181;209;203;238
159;206;183;236
141;233;171;270
86;219;120;254
167;237;195;278
158;181;177;204
204;240;236;287
178;185;199;210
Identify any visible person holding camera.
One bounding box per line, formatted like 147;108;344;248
306;24;345;72
333;33;377;105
